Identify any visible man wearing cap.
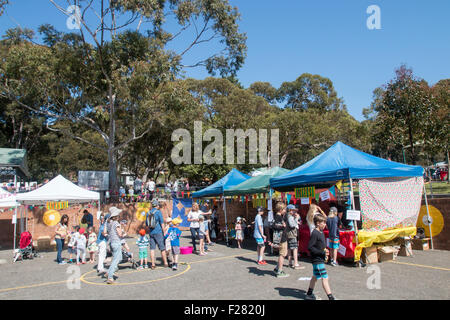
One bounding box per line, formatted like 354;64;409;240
146;199;168;269
286;204;305;270
106;206;124;284
254;206;267;265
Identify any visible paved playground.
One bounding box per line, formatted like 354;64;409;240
0;232;449;300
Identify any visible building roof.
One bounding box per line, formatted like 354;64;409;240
0;148;30;178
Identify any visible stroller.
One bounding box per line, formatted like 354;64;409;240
106;242;138;269
13;231;39;262
121;246;138;269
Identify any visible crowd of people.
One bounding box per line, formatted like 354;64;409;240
52;195;342;298
230;201;345;300
52;198;208;285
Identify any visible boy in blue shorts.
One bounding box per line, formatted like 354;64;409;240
305;214;336;300
326;207;340;266
253;206;267;265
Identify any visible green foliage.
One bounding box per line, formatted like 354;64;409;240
277;73;344;111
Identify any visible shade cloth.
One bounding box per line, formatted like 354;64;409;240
359;177;424;232
224;167;290;196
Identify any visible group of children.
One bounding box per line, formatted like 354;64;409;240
136;216;183;270
67;226;98;265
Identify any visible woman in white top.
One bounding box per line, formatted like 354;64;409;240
187;203;202;253
306;203;327;234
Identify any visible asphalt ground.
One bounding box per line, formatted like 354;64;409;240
0;231;449;300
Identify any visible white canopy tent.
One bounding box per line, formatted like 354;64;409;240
14;175;100;251
17;175;100;205
0;187;19;208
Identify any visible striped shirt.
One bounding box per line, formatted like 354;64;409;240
107;220;121;244
136;235;150;250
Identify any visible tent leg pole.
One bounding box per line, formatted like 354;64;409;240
349;178;361;266
224;196;228;246
13;206;17;252
423;184;433;250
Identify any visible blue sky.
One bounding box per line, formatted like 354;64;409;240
1;0;449;121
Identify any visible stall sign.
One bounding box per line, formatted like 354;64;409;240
295;186;315;198
346;210;361;221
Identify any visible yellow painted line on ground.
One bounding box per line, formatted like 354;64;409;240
0;251;256;292
0;280;68;294
388;260;450;271
80;264;192;286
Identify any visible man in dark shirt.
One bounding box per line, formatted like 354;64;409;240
83;209;94;229
305;214;336;300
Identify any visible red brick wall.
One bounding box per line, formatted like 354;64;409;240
0;201;173;249
1;197;448;250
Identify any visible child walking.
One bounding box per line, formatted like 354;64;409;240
198;215;207;256
136;229;150;269
67;226;79;264
235;217;244;249
76;228;87;265
326;207;340;266
305;215;336;300
87;226;98;264
165;217;182;270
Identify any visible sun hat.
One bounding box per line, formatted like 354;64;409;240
172;217;182;225
237;217;242;221
109;206;122;218
287;204;298;211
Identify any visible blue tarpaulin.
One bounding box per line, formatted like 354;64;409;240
191;168;250;198
171;198;193;228
270;141;424;189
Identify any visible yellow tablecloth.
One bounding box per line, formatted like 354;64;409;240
354;227;417;261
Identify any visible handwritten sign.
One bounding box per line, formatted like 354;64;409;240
338;244;347;256
301;198;310;205
320;190;330;201
346;210;361;221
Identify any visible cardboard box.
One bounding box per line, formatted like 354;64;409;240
398;238;413;256
362;246;378;264
378;246;397;262
412;238;430;251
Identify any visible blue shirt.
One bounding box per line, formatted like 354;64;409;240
148;209;164;235
253;215;264;239
165;227;181;247
97;222;108;244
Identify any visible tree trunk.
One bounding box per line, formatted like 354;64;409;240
108;149;118;194
408;125;415;164
279;150;289;168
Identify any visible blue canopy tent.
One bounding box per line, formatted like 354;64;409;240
192;168;250;245
270;141;423;190
270;141;431;252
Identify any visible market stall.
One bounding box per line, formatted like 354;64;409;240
15;175;100;250
191;168;250;244
270;141;427;262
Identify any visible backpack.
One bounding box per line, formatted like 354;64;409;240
146;209;157;229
